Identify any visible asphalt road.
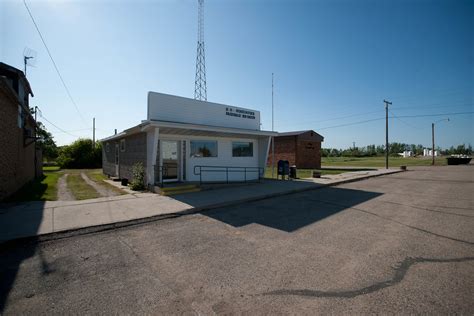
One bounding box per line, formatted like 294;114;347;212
1;165;473;314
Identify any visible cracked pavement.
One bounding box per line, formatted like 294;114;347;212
1;165;473;314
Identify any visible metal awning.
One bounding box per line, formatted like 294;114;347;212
100;120;276;142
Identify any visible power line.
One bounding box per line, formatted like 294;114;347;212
387;86;472;101
317;111;474;131
278;102;473;128
53;128;92;134
23;0;87;125
38;112;81;138
391;101;472;111
396;111;473;119
389;109;425;130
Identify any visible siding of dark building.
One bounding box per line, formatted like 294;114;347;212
267;130;323;169
102;132;147;181
102;140;116;177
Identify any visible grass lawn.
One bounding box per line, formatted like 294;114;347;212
5;171;62;202
84;169;126;195
264;167;357;179
66;173;100;200
43;165;61;172
322;156;447;168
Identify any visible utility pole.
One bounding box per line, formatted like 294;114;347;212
384;100;392;169
93;117;96;147
271;73;275;178
432;118;449;166
431;123;435;166
34;106;38;178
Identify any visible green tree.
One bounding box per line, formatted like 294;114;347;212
36;122;58;162
57;139;102;169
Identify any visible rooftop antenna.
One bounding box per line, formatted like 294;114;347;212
23;47;37;77
194;0;207;101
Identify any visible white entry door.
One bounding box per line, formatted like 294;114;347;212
161;140;179;182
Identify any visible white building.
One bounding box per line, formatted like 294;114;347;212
399;151;413;158
101;92;277;187
423;148;439;157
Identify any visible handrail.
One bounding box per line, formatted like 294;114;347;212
154;164;178;187
193;165;264;185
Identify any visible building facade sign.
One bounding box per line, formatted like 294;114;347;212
148;92;261;130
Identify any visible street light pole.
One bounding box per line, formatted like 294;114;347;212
432;118;449;166
432;122;435;166
383;100;392;169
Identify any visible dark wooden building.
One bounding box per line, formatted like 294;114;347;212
267;130;324;169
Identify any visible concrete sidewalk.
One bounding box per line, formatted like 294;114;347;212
0;168;402;244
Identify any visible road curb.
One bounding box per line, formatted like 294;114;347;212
0;169;403;249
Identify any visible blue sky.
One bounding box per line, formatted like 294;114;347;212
1;0;472;148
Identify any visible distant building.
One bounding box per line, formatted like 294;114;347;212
0;62;41;200
423;148;439;157
267;130;324;169
399;151;413;158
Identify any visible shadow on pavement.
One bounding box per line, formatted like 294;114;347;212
0;201;45;312
200;186;382;232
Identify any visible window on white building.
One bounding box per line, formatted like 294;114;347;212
232;142;253;157
190;140;217;157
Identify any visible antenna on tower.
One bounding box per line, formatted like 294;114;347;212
194;0;207;101
23;47;37;77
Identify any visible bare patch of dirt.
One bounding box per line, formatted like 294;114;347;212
80;172;121;197
57;174;75;201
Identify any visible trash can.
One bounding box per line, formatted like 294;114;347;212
289;165;297;179
121;178;129;186
277;160;290;180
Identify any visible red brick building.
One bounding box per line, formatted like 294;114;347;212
0;62;41;200
267;130;324;169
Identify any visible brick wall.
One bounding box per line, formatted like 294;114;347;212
266;134;322;169
296;140;321;169
0;84;36;200
267;136;297;166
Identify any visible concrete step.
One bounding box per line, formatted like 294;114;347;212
160;184;199;192
160;187;201;196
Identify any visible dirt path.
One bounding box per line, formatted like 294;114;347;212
57;174;75;201
80;172;121;197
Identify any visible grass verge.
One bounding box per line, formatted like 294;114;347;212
322;156;447;167
66;173;100;200
5;171;62;202
43;166;61;172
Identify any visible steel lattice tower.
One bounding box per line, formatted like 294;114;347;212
194;0;207;101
